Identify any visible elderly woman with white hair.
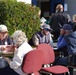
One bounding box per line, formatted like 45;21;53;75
4;30;33;75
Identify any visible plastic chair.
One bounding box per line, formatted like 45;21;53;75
22;49;43;75
37;43;70;75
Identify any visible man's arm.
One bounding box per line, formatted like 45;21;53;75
57;37;67;49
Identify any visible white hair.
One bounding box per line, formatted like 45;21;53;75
12;30;28;46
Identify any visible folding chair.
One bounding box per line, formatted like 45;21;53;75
22;49;43;75
37;43;70;75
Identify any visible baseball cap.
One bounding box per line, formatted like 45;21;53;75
0;24;8;32
40;24;53;31
61;24;72;30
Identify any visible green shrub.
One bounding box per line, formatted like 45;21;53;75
0;0;40;40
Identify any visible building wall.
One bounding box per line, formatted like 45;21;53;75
65;0;76;19
37;0;76;20
50;0;64;13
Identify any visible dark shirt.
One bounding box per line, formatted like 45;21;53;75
49;12;71;40
0;35;13;68
0;35;13;45
49;12;71;31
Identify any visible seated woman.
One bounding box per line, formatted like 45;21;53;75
3;30;33;75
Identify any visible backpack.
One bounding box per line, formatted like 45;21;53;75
49;12;70;40
49;12;69;32
28;36;34;46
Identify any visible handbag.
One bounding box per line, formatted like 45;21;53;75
67;54;76;66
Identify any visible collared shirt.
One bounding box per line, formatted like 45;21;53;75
9;41;33;75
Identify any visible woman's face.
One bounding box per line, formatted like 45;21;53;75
13;37;22;47
0;32;8;40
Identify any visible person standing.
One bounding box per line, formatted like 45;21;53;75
49;4;71;40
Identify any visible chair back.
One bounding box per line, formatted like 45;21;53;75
37;44;55;64
22;49;43;75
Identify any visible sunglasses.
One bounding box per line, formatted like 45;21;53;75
45;28;50;31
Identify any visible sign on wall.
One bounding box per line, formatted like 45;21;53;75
64;4;68;11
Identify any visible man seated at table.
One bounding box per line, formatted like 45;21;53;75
54;24;73;57
32;24;53;47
